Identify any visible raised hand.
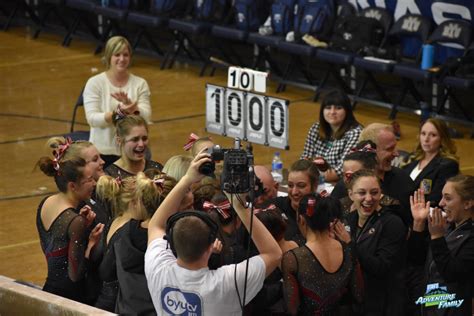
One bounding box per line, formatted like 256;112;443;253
79;205;96;227
184;148;211;184
121;101;139;115
211;239;223;254
86;223;105;259
428;208;447;240
332;220;351;244
410;188;430;223
111;91;132;105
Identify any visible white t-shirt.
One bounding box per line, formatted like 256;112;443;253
83;72;152;155
145;238;266;316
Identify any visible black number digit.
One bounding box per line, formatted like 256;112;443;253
249;97;263;130
211;88;221;123
270;101;284;136
240;71;251;89
227;92;242;126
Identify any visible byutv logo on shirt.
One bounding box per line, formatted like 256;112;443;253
161;287;202;316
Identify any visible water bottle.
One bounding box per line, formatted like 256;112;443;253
421;44;434;70
271;152;283;184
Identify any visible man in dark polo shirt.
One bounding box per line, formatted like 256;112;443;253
331;123;415;226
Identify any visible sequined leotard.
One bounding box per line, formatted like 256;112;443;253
36;197;89;302
282;243;355;315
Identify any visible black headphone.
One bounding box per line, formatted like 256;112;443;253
165;211;219;257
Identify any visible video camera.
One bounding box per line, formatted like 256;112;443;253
199;138;254;194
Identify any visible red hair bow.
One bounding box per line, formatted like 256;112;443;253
350;143;376;154
306;198;316;217
254;204;277;214
183;133;200;151
153;178;165;190
52;137;73;171
203;200;232;219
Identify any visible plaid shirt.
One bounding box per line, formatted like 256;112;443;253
301;122;362;177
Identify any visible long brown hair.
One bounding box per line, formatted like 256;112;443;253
412;118;458;162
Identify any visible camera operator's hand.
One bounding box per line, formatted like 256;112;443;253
183;149;212;185
211;239;223;254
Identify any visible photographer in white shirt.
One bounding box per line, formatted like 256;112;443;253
145;149;282;315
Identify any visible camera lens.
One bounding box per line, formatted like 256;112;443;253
199;161;216;176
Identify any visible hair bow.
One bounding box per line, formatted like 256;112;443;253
203;200;232;219
115;170;123;186
183;133;200;151
350;143;376;154
306;198;316;217
153;178;165;190
52;137;73;171
343;171;354;182
254;204;277;214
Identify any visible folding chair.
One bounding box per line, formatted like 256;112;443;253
63;0;100;47
164;14;213;74
434;24;473;120
352;8;393;108
93;2;129;54
32;0;70;39
126;9;169;59
209;0;269;73
68;88;90;141
2;0;40;31
276;0;337;93
311;3;365;101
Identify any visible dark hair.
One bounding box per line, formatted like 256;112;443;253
319;90;359;140
347;169;380;189
173;216;213;262
343;140;378;170
298;194;343;231
37;157;87;193
192;177;221;210
206;193;236;226
256;206;287;241
289;159;320;191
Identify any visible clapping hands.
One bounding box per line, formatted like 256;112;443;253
111;91;139;115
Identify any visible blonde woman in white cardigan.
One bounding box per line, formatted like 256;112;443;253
83;36;151;167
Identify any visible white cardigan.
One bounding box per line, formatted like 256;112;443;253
83;72;152;155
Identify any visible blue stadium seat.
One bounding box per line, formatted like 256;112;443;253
392;19;472;119
93;3;129;54
126;10;169;59
349;8;395;108
63;0;100;47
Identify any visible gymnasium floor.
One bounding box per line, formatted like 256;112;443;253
1;26;473;286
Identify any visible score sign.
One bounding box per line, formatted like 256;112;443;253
227;67;268;93
206;84;290;150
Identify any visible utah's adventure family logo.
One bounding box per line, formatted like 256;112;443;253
415;283;464;309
